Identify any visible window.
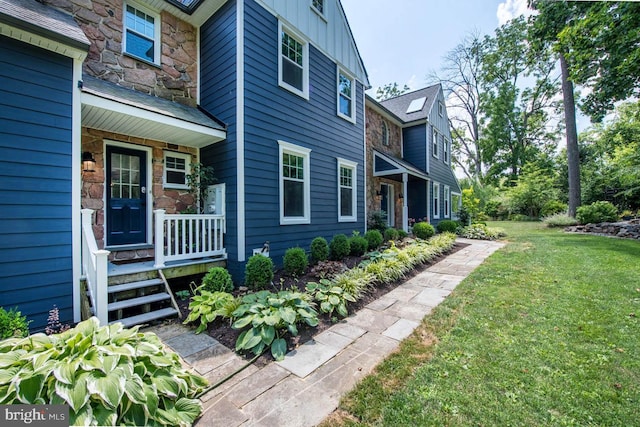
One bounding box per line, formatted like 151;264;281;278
338;158;357;222
443;137;449;163
433;182;440;219
438;101;444;117
382;121;390;146
444;185;450;218
279;141;311;224
337;69;355;122
124;3;160;64
407;97;426;114
432;127;439;158
451;192;461;219
311;0;324;14
279;23;309;99
164;152;191;189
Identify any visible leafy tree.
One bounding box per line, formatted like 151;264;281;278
480;17;561;185
376;82;410;101
505;163;560;218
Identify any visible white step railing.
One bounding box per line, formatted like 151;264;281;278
81;209;109;325
154;209;226;268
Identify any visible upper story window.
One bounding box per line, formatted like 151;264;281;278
311;0;324;15
438;101;444;117
443;137;449;164
124;3;161;65
279;141;311;225
164;151;191;189
338;158;358;222
279;23;309;99
337;68;355;122
382;121;390;146
433;181;440;219
432;127;439;159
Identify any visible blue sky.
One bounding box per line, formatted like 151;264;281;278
341;0;531;93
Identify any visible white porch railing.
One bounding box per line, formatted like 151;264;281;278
81;209;110;325
154;209;226;268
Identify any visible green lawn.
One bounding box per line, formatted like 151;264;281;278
325;222;640;426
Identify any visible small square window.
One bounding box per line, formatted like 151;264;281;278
438;102;444;117
164;152;191;189
124;3;160;65
312;0;324;14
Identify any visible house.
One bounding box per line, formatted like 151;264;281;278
0;0;368;330
366;85;461;231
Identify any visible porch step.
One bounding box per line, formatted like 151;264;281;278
113;307;178;328
108;278;164;294
108;293;171;311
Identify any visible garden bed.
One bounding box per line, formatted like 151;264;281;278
174;238;466;367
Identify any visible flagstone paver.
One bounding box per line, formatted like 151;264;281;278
145;238;504;427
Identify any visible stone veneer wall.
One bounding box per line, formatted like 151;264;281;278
365;105;404;229
44;0;198;106
81;128;197;260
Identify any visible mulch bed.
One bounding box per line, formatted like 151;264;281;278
172;241;467;368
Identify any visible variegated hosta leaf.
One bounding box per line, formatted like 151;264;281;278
123;374;146;404
86;368;126;409
0;384;16;404
92;402;118;426
69;400;93;427
0;350;25;369
0;366;19;385
55;372;89;412
15;374;45;404
151;369;186;399
53;359;79;385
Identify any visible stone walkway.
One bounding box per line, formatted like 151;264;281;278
147;238;504;427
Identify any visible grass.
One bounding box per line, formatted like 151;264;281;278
322;222;640;426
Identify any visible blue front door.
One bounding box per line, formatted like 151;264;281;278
106;146;147;246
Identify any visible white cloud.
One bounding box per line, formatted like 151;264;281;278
497;0;534;26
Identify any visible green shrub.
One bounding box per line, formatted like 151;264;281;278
184;291;236;333
436;219;459;233
459;224;506;240
349;235;368;256
0;317;207;426
367;210;388;231
283;247;308;276
413;222;435;239
245;255;274;290
310;237;329;262
306;279;356;318
576;201;619;224
201;267;233;293
543;213;579;228
509;214;533;221
232;290;318;361
384;227;399;242
541;200;568;217
364;229;383;250
0;307;30;339
329;234;351;260
397;229;408;239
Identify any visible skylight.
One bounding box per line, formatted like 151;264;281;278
406;97;427;114
164;0;203;14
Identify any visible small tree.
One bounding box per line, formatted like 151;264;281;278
186;162;217;214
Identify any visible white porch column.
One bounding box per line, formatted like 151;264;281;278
95;249;109;325
402;173;409;232
154;209;166;268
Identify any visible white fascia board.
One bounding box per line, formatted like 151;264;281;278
0;22;88;60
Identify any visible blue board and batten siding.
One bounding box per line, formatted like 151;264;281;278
201;0;365;279
0;36;74;330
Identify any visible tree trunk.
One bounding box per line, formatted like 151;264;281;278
560;52;581;217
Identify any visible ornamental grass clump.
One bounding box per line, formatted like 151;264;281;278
543;213;579;228
0;317;207;426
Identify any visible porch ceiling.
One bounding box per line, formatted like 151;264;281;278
81;76;226;148
373;150;430;181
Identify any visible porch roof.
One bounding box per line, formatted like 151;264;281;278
374;150;429;181
81;76;226;148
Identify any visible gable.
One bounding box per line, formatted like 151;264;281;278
254;0;368;86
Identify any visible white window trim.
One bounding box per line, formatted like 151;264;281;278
451;191;462;219
278;22;309;100
432;127;439;159
123;1;161;66
444;185;450;218
337;158;357;222
163;151;191;190
279;140;311;225
443;137;450;164
438;101;444;117
382;121;390;146
311;0;326;19
337;66;356;123
433;182;440;220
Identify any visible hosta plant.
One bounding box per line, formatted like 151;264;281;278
232;290;318;361
0;317;207;426
183;291;237;333
306;279;356;318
